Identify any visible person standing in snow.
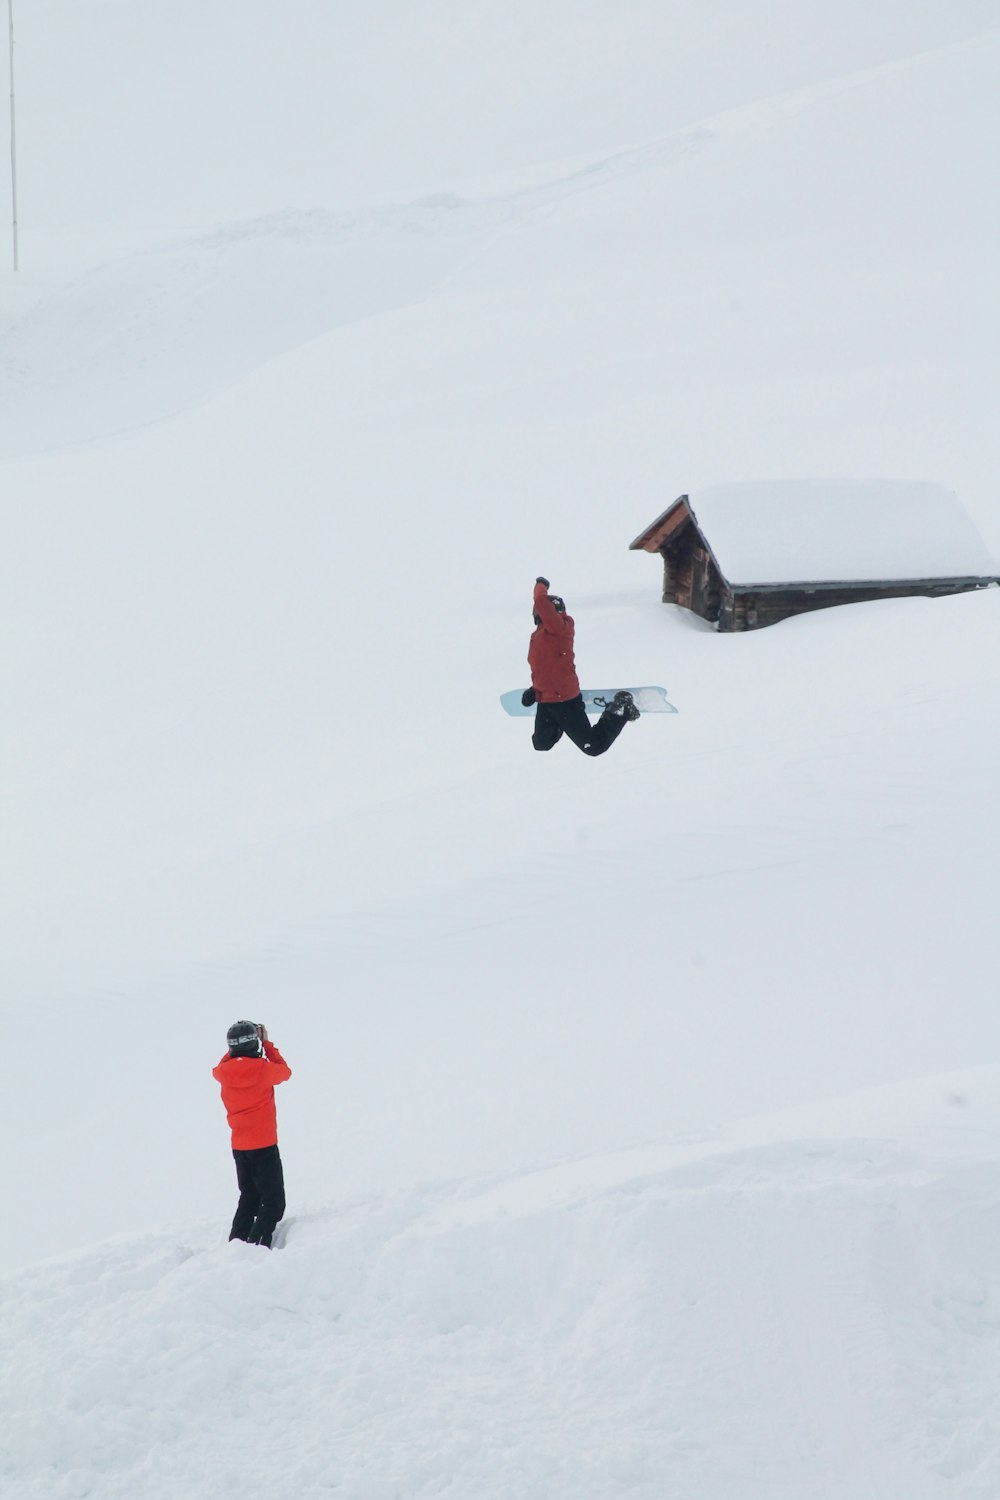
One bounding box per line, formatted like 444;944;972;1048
213;1021;291;1249
523;577;639;755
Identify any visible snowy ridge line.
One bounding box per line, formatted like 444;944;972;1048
403;1137;927;1240
669;21;1000;140
3;24;996;463
433;21;1000;226
407;1066;1000;1237
9;22;982;302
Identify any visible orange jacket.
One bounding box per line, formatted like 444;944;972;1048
213;1040;291;1150
528;581;580;702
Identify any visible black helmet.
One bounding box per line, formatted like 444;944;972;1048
533;595;566;625
226;1020;262;1058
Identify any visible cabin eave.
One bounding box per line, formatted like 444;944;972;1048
728;574;1000;594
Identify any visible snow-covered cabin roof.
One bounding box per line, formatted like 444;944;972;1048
631;480;997;588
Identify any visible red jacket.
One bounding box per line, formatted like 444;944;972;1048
213;1040;291;1150
528;582;580;703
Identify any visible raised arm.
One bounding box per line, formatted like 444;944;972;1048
533;579;569;633
261;1036;292;1084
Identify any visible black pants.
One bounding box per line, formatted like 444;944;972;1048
532;695;628;757
230;1144;286;1248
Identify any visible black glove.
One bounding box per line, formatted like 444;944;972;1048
521;687;536;707
536;576;550;589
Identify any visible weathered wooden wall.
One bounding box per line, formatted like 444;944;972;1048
718;580;991;632
659;533;993;631
662;533;723;623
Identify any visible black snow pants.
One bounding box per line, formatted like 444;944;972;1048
532;695;628;757
230;1144;286;1248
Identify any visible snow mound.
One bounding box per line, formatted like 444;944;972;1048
5;1076;1000;1500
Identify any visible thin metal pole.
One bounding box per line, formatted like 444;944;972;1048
8;0;17;270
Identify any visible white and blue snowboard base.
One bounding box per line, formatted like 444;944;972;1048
501;686;678;717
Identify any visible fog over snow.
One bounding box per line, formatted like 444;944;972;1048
2;3;1000;1497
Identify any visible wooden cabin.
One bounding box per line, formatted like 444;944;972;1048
629;480;998;631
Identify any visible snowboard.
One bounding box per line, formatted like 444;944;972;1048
500;686;678;717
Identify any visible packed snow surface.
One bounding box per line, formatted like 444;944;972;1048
3;1;1000;1496
684;480;998;586
5;1075;1000;1500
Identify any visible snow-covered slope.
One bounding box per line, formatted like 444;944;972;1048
3;2;1000;1494
6;1074;1000;1499
13;0;998;265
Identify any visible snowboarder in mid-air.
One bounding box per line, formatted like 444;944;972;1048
523;577;640;756
213;1020;291;1249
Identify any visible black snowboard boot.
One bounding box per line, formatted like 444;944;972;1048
609;690;640;722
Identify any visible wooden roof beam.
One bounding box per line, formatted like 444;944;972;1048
628;497;691;553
